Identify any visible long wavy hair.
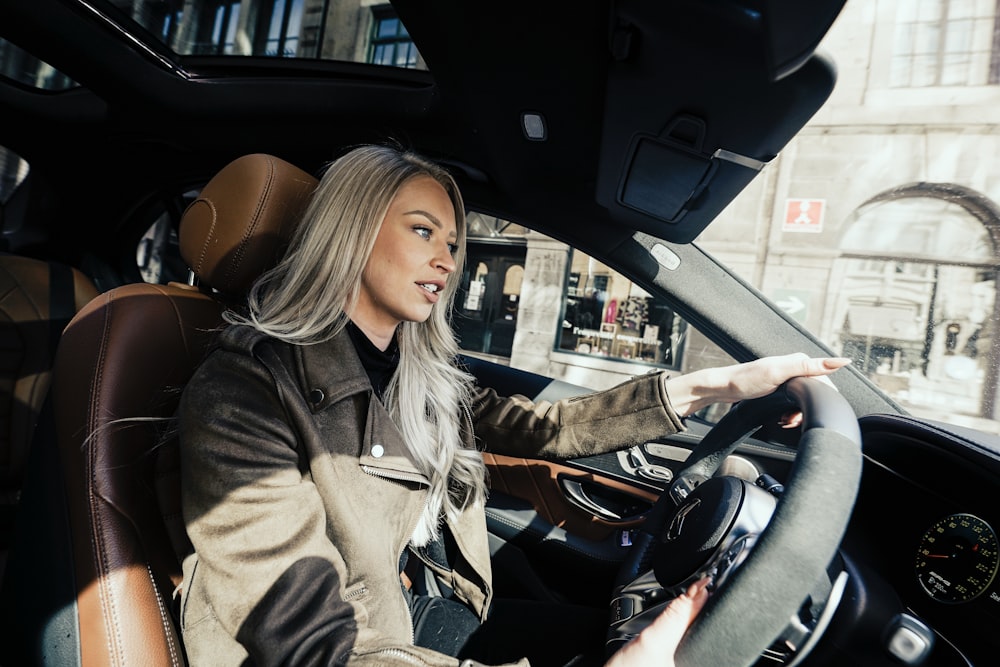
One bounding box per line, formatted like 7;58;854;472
228;144;486;545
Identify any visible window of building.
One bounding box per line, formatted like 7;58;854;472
890;0;999;87
558;249;687;369
369;7;419;68
263;0;305;57
454;213;528;358
94;1;426;71
147;1;184;45
185;1;242;55
153;0;308;58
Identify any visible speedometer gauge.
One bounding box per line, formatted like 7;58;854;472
915;513;999;603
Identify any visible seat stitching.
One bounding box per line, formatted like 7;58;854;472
146;563;182;665
194;201;220;279
87;294;127;664
223;157;275;290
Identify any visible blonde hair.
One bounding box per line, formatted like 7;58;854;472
229;144;486;545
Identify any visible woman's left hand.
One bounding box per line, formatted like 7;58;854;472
664;353;850;418
604;578;710;667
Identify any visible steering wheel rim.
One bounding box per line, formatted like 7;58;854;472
612;377;862;667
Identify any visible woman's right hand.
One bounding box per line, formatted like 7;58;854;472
664;353;850;418
604;579;710;667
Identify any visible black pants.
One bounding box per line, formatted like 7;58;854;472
409;592;607;666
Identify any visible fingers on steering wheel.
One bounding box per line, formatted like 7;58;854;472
778;410;804;429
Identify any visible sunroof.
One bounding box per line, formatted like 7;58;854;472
102;0;426;70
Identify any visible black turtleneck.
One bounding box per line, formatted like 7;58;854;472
346;321;400;400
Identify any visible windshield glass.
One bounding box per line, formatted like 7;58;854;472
697;0;1000;434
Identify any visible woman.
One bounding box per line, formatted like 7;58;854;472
177;144;848;666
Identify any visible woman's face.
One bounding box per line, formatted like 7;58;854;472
351;176;458;346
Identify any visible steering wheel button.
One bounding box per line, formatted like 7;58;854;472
886;616;933;665
610;597;635;623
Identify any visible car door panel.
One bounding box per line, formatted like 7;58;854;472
483;452;657;540
471;355;799;606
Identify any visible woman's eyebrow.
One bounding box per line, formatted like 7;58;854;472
405;210;458;239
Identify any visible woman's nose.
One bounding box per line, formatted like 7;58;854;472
435;246;456;273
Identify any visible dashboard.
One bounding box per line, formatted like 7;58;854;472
646;412;1000;665
840;414;1000;666
472;355;1000;665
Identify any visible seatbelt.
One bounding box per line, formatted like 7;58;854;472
47;262;75;358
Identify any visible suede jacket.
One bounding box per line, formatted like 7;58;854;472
177;324;684;667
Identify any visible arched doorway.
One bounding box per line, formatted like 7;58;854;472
829;184;1000;420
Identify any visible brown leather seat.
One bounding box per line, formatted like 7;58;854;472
0;256;97;499
0;254;98;575
1;154;317;666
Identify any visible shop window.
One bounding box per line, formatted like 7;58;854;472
558;249;686;368
454;244;525;358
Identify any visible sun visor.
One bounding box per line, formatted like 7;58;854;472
617;116;769;226
597;0;844;244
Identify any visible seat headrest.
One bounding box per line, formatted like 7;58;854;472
179;153;317;295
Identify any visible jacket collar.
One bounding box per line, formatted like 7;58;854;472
296;327;428;485
298;326;373;410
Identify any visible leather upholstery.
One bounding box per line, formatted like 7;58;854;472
8;154;316;666
0;256;97;504
56;284;223;666
180;153;317;296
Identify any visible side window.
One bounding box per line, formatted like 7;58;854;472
454;213;735;393
0;146;28;206
135;189;199;285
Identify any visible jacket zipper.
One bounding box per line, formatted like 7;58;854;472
343;585;368;601
368;647;431;665
361;465;428;486
461;404;477;449
361;465;428;647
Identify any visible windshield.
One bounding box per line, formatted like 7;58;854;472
696;0;1000;434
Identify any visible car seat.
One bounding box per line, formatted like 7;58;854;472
0;153;317;666
0;254;98;573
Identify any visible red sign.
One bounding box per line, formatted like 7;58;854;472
783;198;825;233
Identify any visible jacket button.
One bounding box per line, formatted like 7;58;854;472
371;444;385;458
309;389;325;404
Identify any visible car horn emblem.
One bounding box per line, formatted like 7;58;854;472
666;498;701;541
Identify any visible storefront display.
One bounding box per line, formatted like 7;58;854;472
558;250;685;368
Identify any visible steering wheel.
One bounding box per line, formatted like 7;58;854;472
607;377;862;667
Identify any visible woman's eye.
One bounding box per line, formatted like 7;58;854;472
414;226;432;240
448;243;459;256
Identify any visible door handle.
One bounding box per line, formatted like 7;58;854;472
559;478;624;521
558;478;654;523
